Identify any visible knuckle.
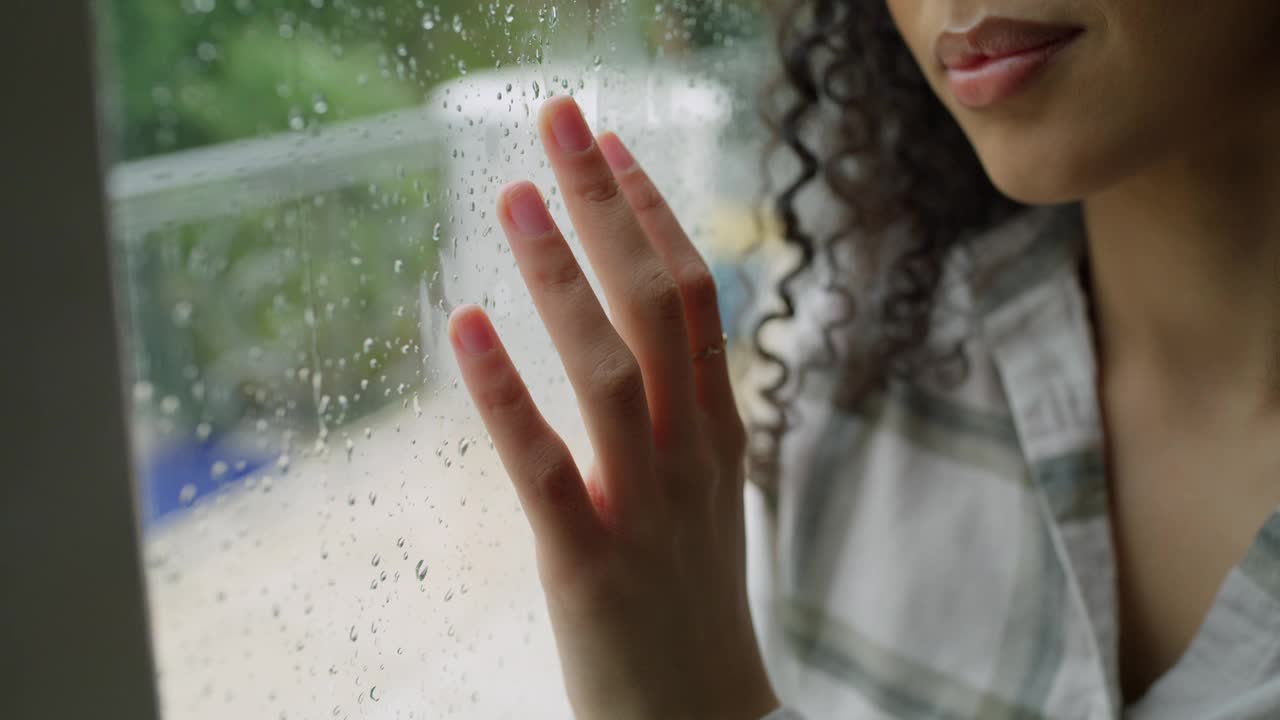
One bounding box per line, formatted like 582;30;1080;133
588;345;647;409
677;264;718;313
478;373;528;418
628;177;666;216
526;441;580;508
534;255;584;293
637;267;685;325
572;169;622;206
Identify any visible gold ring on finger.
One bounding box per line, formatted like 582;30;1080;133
691;333;728;362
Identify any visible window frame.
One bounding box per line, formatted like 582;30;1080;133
1;4;161;719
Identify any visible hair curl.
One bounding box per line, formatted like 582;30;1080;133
747;0;1022;493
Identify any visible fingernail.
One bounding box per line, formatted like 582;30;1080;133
548;99;593;153
599;133;635;172
452;306;495;356
504;183;553;236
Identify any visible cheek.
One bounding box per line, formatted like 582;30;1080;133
884;0;933;68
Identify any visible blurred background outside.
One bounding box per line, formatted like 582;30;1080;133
98;1;782;717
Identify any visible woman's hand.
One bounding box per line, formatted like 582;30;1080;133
447;95;779;720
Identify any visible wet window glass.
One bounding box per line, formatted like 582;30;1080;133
98;1;772;715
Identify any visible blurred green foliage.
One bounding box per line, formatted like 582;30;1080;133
100;0;765;458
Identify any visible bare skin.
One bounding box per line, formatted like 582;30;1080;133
886;0;1280;703
448;96;777;719
451;1;1280;714
1085;108;1280;699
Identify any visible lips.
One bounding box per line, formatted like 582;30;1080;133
935;18;1083;108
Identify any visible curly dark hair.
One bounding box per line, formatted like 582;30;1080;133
747;0;1023;493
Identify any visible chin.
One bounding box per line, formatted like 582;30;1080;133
968;130;1114;206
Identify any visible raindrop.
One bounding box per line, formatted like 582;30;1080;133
415;559;428;581
349;625;358;642
368;491;377;506
431;222;441;241
396;537;405;547
370;686;380;702
371;553;381;567
504;4;514;22
210;460;228;479
422;14;435;30
312;94;329;115
451;14;462;33
549;5;558;28
172;301;194;327
532;80;541;98
179;484;197;505
195;422;212;441
459;438;470;456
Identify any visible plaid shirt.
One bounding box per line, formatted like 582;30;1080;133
745;204;1280;720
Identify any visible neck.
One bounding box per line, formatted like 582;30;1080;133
1082;102;1280;417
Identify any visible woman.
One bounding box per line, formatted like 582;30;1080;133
446;0;1280;717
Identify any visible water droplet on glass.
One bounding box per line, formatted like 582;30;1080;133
371;553;381;567
415;559;428;581
172;301;193;327
349;625;358;642
459;438;470;456
370;686;380;702
396;537;405;548
210;460;228;479
195;422;212;441
161;395;181;415
368;490;377;506
422;14;435;30
179;484;197;505
312;94;329;115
